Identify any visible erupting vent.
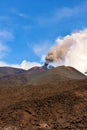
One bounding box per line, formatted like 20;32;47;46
44;62;49;67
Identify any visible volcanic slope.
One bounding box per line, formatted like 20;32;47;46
0;78;87;129
0;67;26;77
0;66;86;87
27;66;86;85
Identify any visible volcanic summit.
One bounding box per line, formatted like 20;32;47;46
0;65;86;130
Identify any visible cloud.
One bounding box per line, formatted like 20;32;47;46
10;8;29;19
0;43;8;52
0;61;20;68
18;13;28;18
46;29;87;74
0;60;42;70
40;55;46;63
65;29;87;74
33;41;52;57
0;30;14;41
0;29;14;59
38;1;87;25
0;16;11;21
20;60;41;70
33;41;54;64
22;25;32;30
0;43;9;59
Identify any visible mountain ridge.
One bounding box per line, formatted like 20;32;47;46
0;65;87;129
0;65;86;87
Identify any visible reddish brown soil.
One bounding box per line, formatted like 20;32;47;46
0;66;86;130
0;79;86;130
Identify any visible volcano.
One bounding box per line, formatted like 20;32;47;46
0;65;86;87
0;65;87;129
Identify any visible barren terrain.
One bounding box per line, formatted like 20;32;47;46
0;66;87;130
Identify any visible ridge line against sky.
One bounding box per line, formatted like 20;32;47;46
0;0;87;74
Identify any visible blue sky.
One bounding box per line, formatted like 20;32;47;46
0;0;87;69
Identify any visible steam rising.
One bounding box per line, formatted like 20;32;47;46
46;29;87;74
45;36;75;62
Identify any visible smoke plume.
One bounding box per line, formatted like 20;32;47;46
45;29;87;74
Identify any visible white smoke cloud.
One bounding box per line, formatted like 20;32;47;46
0;60;41;70
46;29;87;74
46;35;75;62
65;29;87;74
20;60;41;70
